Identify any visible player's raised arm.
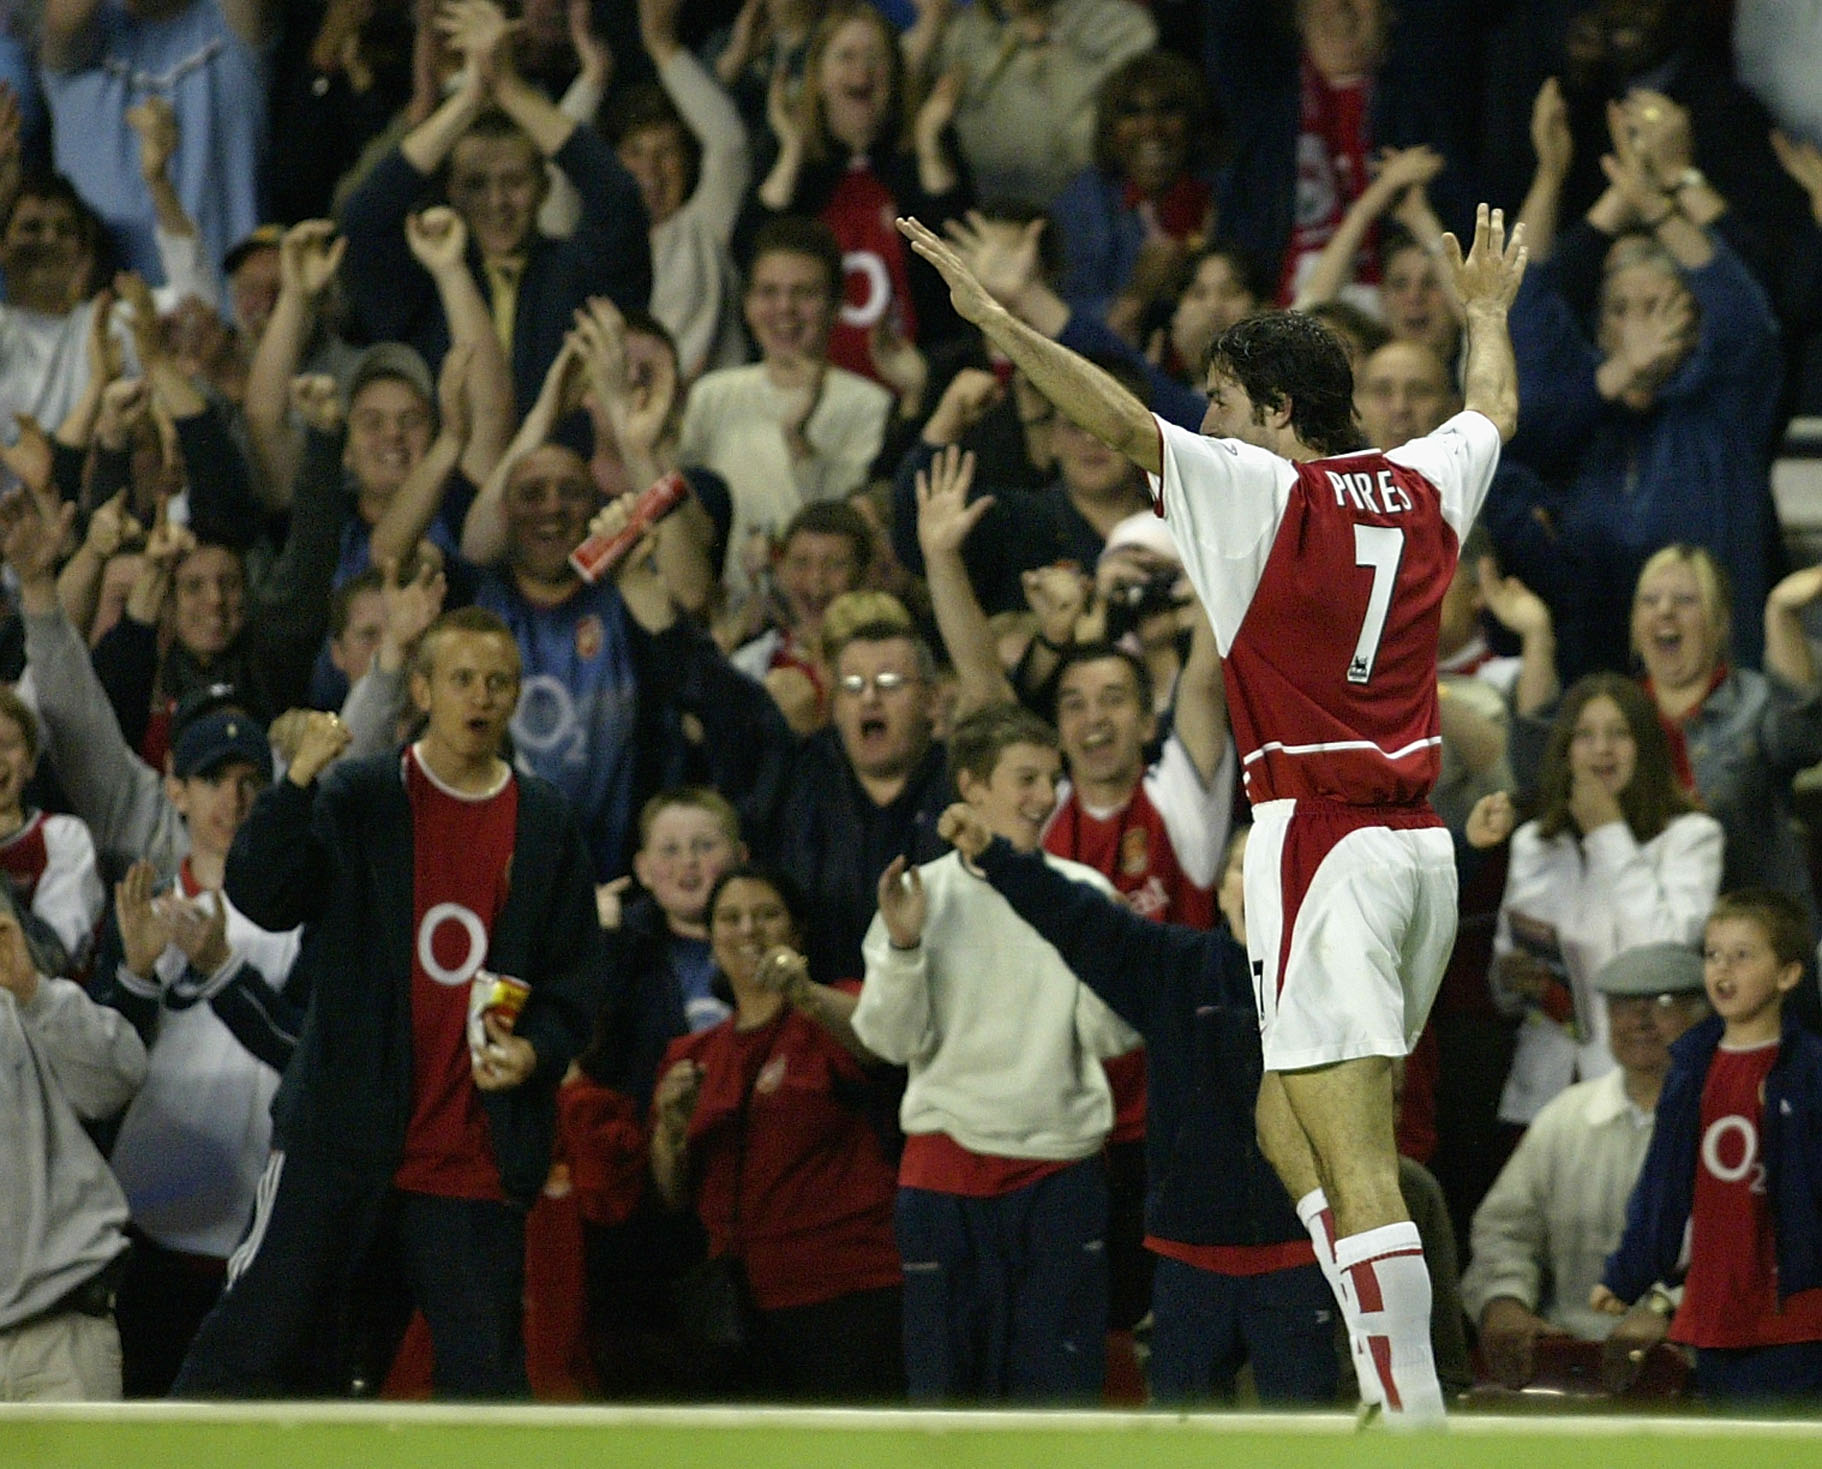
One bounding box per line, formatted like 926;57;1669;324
1442;204;1528;444
897;215;1162;477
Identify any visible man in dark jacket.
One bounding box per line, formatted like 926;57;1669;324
936;802;1337;1404
173;607;604;1398
339;0;650;414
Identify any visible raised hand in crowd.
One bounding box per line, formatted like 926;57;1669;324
437;0;522;95
915;443;991;563
1022;561;1092;650
1517;77;1573;262
0;487;77;610
405;204;469;280
716;0;769;87
869;314;929;420
935;801;991;862
289;373;343;436
167;889;231;977
1593;279;1694;406
1762;561;1822;694
114;860;175;982
280;220;346;305
286;709;354;788
123;506;195;629
1772;129;1822;228
125;96;187;238
1476;556;1558;716
374;552;448;677
1464;790;1517;852
0;412;54;503
0;907;39;1004
875;853;927;950
93;377;151;457
575;0;615;84
920;367;1003;450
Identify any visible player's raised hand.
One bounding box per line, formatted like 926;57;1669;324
1441;203;1527;316
897;214;999;326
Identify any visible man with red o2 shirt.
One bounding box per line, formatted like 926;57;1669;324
175;609;603;1398
899;202;1525;1420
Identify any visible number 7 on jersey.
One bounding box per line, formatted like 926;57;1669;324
1347;525;1405;686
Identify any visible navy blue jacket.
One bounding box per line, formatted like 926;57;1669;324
973;838;1306;1253
1603;1012;1822;1308
339;126;651;416
225;751;605;1203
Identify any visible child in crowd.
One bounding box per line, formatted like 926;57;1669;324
1595;890;1822;1400
563;787;747;1394
0;687;103;972
852;703;1140;1402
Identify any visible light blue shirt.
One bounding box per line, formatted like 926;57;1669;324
44;0;266;283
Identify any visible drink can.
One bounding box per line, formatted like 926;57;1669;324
569;470;690;583
468;969;531;1056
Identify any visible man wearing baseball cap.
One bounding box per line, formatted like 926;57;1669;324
1464;943;1709;1389
74;692;308;1396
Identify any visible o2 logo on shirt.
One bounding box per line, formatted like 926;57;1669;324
418;901;488;988
1701;1113;1769;1195
840;250;891;329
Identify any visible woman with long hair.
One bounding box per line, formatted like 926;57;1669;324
1493;673;1722;1126
754;1;970;387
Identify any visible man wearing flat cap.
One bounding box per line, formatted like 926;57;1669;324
1462;942;1709;1389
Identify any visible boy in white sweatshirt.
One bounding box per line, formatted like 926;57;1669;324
853;704;1140;1402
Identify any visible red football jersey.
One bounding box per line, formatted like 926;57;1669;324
1674;1041;1822;1348
395;744;520;1201
1150;413;1503;807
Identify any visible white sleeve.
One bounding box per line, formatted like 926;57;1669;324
853;908;936;1065
1144;732;1234;889
660;48;749;244
34;814;106;963
1384;409;1504;540
1145;415;1296;655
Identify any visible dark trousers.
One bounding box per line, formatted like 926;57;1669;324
1695;1339;1822;1400
1147;1255;1340;1406
895;1157;1108;1403
754;1286;905;1403
173;1150;528;1400
117;1232;226;1398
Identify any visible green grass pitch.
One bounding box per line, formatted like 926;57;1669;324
7;1405;1822;1469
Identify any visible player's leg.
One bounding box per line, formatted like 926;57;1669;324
1276;1056;1441;1421
1258;1070;1381;1407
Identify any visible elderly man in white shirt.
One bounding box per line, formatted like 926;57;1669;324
1463;942;1710;1388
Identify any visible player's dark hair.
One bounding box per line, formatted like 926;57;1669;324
1202;311;1367;456
948;703;1058;793
1534;673;1695;844
1053;642;1154;723
1707;889;1811;971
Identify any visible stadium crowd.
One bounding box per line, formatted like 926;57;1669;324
4;0;1822;1410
